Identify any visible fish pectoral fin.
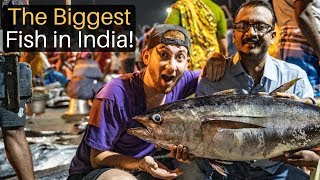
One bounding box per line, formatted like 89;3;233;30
269;78;302;95
209;160;228;177
211;89;237;95
202;119;264;129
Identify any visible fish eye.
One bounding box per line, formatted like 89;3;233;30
150;113;162;124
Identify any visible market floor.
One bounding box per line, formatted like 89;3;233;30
25;106;84;145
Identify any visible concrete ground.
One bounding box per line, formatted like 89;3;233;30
25;107;84;145
26;107;72;132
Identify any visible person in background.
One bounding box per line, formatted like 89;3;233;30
19;52;50;79
60;51;79;80
46;51;61;70
1;53;35;180
1;1;35;178
165;0;228;70
43;68;68;87
273;0;320;97
65;52;105;100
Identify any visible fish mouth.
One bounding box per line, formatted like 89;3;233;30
127;117;155;141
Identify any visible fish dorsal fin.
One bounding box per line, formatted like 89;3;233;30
269;78;301;95
212;89;237;95
202;118;264;129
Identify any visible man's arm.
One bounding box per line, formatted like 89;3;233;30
90;148;181;179
294;0;320;58
217;37;228;57
216;6;228;57
90;148;141;170
271;92;316;104
271;150;320;170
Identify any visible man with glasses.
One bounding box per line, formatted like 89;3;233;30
68;24;218;180
195;0;314;179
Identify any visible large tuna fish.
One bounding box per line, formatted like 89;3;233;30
127;95;320;161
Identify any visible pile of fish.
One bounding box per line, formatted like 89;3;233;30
0;128;79;179
128;94;320;161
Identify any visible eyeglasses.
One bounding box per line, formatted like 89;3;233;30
234;21;273;33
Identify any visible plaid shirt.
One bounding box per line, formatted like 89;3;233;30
278;25;320;97
279;26;316;56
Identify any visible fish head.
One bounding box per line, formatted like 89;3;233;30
128;110;189;148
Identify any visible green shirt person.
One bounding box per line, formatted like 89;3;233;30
165;0;227;70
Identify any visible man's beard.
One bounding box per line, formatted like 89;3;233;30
239;50;260;56
239;44;268;60
240;36;269;56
